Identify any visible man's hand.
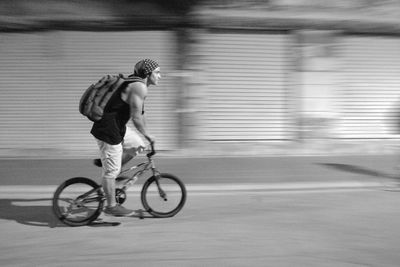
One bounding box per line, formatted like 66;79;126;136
145;135;156;157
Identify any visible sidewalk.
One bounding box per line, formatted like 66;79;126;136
0;154;398;192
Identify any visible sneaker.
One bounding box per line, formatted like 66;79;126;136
93;158;102;167
104;205;135;217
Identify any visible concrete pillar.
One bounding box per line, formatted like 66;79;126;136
296;30;340;139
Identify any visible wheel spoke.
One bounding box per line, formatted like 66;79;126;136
52;177;104;226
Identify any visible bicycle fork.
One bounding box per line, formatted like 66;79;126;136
151;166;167;201
153;170;168;201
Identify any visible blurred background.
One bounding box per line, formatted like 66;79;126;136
0;0;399;158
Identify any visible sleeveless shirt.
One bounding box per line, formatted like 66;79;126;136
90;82;131;145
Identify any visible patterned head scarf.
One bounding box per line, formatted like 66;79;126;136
133;59;159;78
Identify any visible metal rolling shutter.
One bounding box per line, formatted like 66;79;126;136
0;31;178;157
194;32;293;141
337;36;400;138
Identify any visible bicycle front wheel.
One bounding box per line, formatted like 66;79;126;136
141;173;186;218
52;177;104;226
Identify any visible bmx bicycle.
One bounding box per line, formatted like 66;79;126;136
52;142;187;226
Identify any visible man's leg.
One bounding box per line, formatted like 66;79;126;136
122;127;146;164
94;127;146;168
93;146;141;169
121;152;134;166
94;152;134;168
96;140;122;208
96;139;133;216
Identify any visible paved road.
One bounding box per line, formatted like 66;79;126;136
1;187;400;266
1;155;400;266
0;155;398;186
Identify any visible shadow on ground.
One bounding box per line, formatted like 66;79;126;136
318;163;396;179
0;198;62;227
0;198;154;228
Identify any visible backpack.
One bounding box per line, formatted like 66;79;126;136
79;74;144;122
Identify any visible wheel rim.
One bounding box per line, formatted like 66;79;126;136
142;175;186;216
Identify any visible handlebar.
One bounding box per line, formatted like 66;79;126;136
146;141;156;158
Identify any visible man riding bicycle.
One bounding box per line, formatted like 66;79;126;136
91;59;161;216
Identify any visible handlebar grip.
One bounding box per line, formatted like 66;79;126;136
146;141;156;158
147;151;156;157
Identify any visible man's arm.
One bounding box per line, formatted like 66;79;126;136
126;83;153;142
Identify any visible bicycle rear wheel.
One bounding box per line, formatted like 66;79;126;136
52;177;104;226
141;173;186;218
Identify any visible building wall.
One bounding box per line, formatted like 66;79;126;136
0;31;179;157
1;1;400;157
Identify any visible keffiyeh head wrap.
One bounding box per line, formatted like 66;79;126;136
133;59;159;78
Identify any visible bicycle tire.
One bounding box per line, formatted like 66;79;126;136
52;177;104;226
141;173;186;218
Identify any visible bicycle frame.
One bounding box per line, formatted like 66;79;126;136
77;143;160;202
121;158;156;179
53;141;186;226
116;142;162;190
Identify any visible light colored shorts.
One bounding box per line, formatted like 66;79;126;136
95;127;146;179
122;126;146;156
